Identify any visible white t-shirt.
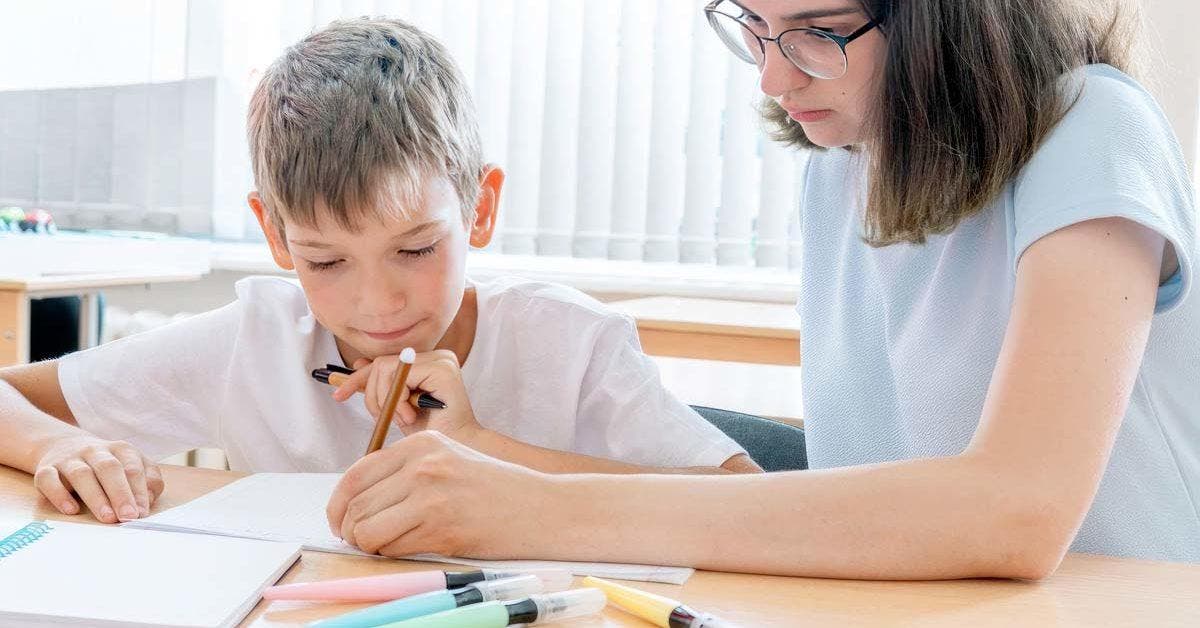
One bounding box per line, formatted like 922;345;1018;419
58;276;744;472
797;65;1199;562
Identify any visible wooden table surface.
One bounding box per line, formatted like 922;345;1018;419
652;356;804;426
3;464;1198;627
609;296;801;366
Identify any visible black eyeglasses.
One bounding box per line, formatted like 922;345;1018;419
705;0;879;80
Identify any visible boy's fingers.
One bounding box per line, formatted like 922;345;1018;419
405;359;459;397
393;397;418;426
352;358;372;369
332;367;371;401
33;466;79;515
112;448;151;516
366;359;400;420
83;451;140;522
143;460;165;504
59;461;116;523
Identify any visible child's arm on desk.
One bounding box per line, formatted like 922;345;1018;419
0;362;163;523
333;351;761;475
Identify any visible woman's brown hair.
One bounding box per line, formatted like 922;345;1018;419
763;0;1146;246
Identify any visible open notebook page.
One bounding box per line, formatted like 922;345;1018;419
125;473;694;585
0;518;300;628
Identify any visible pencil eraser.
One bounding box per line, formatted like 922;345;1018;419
399;347;416;363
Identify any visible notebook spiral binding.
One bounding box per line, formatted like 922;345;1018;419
0;522;52;559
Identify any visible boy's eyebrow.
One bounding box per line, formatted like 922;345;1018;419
389;220;443;241
287;221;443;249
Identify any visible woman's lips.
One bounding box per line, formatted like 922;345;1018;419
789;109;833;123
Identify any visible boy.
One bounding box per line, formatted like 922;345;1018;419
0;18;757;527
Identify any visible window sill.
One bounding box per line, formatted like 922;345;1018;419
210;241;800;303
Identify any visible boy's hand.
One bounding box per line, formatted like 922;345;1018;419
331;350;486;447
326;431;552;558
33;436;164;523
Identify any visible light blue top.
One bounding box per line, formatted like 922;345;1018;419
797;64;1200;562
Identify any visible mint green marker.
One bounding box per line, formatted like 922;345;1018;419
310;574;562;628
373;588;607;628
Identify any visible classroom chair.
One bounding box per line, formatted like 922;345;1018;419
691;405;808;472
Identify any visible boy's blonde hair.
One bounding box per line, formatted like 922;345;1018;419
248;18;483;234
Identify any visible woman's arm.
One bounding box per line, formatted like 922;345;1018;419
552;216;1164;579
329;217;1162;579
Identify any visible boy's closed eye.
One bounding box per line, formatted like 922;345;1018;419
302;242;440;272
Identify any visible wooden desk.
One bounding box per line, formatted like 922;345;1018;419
3;464;1198;627
0;270;204;367
609;296;801;365
652;356;804;427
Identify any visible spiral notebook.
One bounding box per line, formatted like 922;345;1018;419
0;518;301;628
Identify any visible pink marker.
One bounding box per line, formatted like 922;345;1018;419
262;568;571;602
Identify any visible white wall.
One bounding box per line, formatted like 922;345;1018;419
1144;0;1200;171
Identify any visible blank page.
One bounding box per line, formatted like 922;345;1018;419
0;518;300;628
127;473;695;584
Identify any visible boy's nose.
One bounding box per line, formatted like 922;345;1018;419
355;274;407;318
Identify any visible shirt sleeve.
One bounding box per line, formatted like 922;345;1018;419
57;301;241;460
1012;66;1196;313
572;314;747;468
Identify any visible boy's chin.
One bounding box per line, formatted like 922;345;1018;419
337;334;431;362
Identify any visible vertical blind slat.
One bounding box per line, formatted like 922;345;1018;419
535;0;585;257
679;8;729;264
498;0;548;255
571;0;622;259
606;0;658;261
643;0;695;264
715;66;761;266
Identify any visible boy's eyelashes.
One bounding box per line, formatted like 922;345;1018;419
306;259;344;272
302;242;440;272
402;243;439;258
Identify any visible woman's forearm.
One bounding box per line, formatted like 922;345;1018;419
544;453;1068;580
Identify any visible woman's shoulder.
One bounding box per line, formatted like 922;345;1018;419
1020;63;1187;187
1055;64;1171;138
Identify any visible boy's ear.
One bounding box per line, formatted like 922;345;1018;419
247;192;295;271
468;166;505;248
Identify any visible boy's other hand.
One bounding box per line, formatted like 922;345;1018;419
331;350;486;447
32;436;163;523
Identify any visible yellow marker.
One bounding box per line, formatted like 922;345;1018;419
581;576;738;628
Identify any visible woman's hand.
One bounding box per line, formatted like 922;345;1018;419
331;350;486;447
325;431;558;558
33;435;164;523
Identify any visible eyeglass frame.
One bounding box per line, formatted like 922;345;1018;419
704;0;881;79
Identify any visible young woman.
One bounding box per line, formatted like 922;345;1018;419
327;0;1198;579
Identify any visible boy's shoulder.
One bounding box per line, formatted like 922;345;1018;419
229;275;319;333
233;275;309;313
